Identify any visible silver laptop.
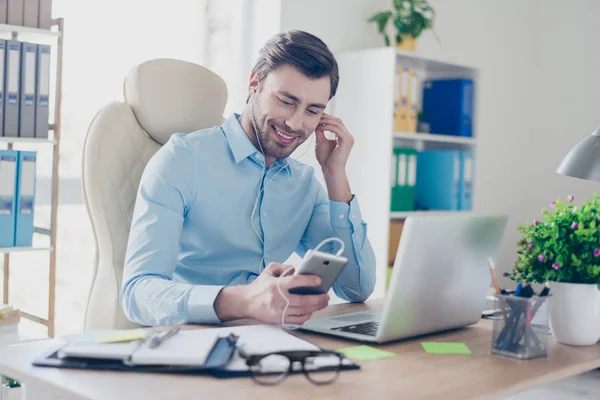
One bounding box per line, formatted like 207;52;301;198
300;213;509;343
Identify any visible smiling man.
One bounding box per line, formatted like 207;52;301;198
120;30;376;327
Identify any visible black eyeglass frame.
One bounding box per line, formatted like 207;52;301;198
238;347;345;386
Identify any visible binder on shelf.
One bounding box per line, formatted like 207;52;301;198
19;42;37;138
35;44;50;138
391;147;417;212
15;151;36;247
23;0;39;28
0;150;18;248
422;78;474;137
416;150;464;211
388;219;404;267
461;151;474;211
37;0;52;29
3;40;20;138
6;0;23;26
0;40;5;137
393;65;410;132
0;0;7;24
406;69;419;133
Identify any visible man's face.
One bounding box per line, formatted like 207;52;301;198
248;65;330;161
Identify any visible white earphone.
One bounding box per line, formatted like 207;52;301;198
246;88;341;330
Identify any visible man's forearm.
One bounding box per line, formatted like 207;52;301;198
323;167;353;204
214;285;249;321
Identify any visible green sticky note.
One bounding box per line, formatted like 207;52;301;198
421;342;472;355
336;345;396;361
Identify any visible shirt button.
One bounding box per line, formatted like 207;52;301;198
255;153;262;159
339;214;345;220
352;214;356;219
263;211;267;217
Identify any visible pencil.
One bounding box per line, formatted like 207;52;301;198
488;257;502;295
488;257;508;321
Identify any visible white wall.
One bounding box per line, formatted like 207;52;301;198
416;0;600;278
277;0;600;282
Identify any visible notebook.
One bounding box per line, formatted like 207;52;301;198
58;329;220;366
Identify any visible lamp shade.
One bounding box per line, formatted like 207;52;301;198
556;126;600;182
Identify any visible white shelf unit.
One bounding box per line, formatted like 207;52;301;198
0;20;64;338
332;47;479;299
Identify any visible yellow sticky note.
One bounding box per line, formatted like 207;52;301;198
0;305;13;317
95;328;147;344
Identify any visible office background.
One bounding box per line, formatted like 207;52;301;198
5;0;600;339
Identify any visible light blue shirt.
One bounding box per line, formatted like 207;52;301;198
121;114;376;326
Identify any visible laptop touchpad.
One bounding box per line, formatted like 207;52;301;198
330;311;378;323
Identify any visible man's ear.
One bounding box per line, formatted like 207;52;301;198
248;72;260;96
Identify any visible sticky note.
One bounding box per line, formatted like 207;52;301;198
336;345;396;361
421;342;472;355
0;304;13;316
95;328;147;344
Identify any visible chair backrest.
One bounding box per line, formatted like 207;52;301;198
82;59;227;331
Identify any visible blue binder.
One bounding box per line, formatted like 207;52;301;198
416;150;463;211
15;151;36;247
0;150;18;247
422;78;473;137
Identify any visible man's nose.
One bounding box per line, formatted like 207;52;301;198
285;109;304;133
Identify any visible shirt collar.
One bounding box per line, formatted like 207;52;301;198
221;113;292;177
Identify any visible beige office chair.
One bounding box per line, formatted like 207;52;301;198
82;59;227;331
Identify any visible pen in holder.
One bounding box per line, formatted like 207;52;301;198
491;294;550;359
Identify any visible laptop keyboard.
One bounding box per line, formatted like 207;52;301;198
331;321;379;336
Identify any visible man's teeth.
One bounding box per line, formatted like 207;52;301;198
275;128;294;140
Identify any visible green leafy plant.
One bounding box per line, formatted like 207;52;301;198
506;194;600;286
368;0;435;47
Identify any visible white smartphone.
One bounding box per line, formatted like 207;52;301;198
288;250;348;295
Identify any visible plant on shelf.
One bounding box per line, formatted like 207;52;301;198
368;0;436;51
506;194;600;346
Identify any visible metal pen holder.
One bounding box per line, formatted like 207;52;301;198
491;294;550;359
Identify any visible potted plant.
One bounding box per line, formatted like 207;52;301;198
507;194;600;346
368;0;436;51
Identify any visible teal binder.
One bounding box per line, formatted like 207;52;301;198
460;151;473;210
14;151;36;247
416;150;463;211
391;148;417;212
0;150;18;247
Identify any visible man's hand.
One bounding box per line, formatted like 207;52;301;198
315;113;354;204
315;113;355;173
214;262;330;324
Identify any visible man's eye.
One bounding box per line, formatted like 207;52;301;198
280;99;293;106
307;109;319;115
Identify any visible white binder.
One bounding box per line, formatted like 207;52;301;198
19;42;37;138
35;44;50;139
0;40;5;137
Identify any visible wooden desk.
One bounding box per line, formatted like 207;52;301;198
1;301;600;400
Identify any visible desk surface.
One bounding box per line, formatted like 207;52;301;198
1;301;600;400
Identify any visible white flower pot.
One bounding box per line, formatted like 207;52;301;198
548;281;600;346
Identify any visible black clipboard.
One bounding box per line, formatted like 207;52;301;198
32;334;238;375
31;334;360;378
